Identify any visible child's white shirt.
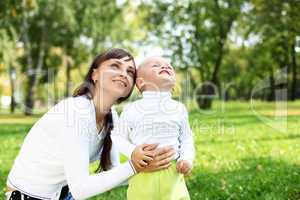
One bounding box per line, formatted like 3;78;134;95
111;91;195;165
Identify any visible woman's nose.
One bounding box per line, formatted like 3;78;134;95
119;69;128;79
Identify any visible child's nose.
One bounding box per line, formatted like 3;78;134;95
161;65;171;70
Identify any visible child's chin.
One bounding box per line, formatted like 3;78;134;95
161;77;175;84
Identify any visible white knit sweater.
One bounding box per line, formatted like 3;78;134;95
112;91;195;165
7;96;136;200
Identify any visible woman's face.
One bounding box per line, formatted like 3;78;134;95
92;56;136;100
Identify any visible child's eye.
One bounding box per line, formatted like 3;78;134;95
152;64;160;68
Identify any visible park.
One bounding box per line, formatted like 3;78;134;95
0;1;299;199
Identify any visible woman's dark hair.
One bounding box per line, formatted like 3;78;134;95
73;48;136;171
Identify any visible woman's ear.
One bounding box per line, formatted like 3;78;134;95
91;68;98;83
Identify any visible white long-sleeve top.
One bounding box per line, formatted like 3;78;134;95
7;96;136;200
111;91;195;165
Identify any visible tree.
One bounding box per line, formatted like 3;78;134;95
0;0;132;115
138;0;244;109
0;29;18;113
248;0;300;101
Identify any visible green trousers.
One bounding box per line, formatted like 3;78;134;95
127;162;190;200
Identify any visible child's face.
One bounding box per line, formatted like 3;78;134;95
137;57;176;91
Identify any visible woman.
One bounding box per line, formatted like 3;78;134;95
6;48;175;200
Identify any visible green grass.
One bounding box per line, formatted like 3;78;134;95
0;101;300;200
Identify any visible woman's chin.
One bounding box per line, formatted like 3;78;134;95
110;88;128;100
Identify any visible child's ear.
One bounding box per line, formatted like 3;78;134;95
136;77;145;90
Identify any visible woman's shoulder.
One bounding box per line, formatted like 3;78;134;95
52;95;90;106
66;95;92;109
67;95;91;105
48;95;93;117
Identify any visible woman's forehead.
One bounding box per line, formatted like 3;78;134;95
104;58;135;70
107;57;134;64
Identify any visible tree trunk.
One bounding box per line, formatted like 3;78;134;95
195;0;238;109
197;36;224;109
65;60;71;97
211;39;224;91
24;74;36;115
54;76;59;104
268;69;275;101
9;66;16;113
291;41;297;101
196;83;215;109
22;0;34;115
24;26;46;115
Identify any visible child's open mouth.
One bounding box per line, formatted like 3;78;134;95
159;70;171;75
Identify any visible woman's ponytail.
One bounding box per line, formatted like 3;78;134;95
96;111;113;172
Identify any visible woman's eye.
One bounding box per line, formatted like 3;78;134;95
127;70;135;76
111;64;119;69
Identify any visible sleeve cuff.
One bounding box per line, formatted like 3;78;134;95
125;145;136;159
128;160;137;174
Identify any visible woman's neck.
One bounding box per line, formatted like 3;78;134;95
92;92;115;124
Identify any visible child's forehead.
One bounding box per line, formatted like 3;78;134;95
143;56;170;66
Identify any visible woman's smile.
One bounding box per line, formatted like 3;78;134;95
113;79;128;87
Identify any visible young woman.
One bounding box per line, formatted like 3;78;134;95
6;48;175;200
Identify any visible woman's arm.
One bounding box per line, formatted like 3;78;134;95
59;104;136;200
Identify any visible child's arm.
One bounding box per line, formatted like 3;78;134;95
109;141;121;169
177;105;195;175
111;105;154;168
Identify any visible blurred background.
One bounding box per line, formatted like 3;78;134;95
0;0;299;199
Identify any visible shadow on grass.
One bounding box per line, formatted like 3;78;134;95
0;124;32;137
1;157;299;200
190;110;300;125
0;114;42;119
199;133;300;145
188;157;300;200
190;114;262;127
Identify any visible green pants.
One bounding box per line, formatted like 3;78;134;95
127;162;190;200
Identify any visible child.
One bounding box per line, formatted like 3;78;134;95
112;56;195;200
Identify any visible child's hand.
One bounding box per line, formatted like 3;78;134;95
176;160;192;176
131;144;157;169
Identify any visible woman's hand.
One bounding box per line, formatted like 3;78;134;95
133;145;175;173
131;144;158;169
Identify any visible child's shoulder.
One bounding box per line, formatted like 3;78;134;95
165;99;188;116
171;99;187;110
121;100;140;113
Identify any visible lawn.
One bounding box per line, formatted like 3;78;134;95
0;101;299;200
